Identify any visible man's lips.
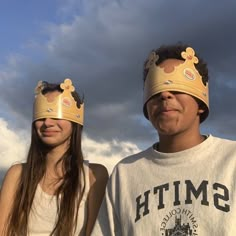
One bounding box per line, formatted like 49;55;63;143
157;107;178;114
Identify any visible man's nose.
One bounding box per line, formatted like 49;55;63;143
158;91;175;100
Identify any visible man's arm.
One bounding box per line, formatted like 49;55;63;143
86;163;108;236
91;169;122;236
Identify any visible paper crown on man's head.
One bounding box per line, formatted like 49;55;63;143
143;47;209;122
33;78;84;125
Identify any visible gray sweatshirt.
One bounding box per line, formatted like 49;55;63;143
92;135;236;236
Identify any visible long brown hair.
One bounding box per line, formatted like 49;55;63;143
5;83;86;236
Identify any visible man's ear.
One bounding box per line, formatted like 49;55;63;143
195;99;207;114
198;107;205;114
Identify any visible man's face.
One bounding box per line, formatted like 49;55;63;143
146;59;204;137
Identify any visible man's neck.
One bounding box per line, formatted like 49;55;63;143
157;132;206;153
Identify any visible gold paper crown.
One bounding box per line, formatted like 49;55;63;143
33;78;84;125
143;47;209;122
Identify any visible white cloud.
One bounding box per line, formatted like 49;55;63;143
83;135;140;174
0;118;28;169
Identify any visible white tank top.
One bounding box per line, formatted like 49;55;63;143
28;161;90;235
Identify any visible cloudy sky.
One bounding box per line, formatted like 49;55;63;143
1;0;236;184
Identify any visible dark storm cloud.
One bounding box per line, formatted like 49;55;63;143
0;0;236;148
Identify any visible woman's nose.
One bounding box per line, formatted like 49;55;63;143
43;118;55;126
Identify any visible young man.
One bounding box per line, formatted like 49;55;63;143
92;44;236;235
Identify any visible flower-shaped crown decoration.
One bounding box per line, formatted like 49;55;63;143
181;47;198;64
60;78;75;92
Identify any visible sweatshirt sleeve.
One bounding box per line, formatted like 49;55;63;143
91;168;122;236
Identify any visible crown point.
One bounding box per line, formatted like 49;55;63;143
60;78;75;92
145;51;159;69
35;81;44;95
181;47;199;64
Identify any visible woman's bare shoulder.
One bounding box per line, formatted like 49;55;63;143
0;164;23;197
0;164;23;232
2;164;23;183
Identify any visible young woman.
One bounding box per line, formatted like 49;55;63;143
0;78;108;236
